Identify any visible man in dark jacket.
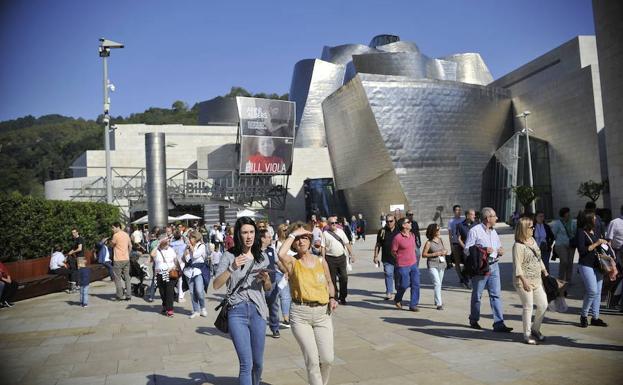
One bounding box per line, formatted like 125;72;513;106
374;214;399;300
96;238;114;281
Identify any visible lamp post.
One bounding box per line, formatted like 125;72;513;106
98;38;124;204
516;111;535;213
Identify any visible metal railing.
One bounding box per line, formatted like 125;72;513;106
67;167;289;210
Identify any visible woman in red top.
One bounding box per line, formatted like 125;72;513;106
391;218;420;311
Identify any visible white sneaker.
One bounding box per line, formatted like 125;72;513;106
200;308;208;317
189;312;199;319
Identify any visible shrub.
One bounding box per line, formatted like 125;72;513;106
0;193;120;262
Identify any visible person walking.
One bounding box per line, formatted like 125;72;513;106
422;224;448;310
577;211;609;328
447;205;466;286
391;217;420;311
512;217;549;344
151;235;180;317
355;213;366;241
321;215;355;305
405;211;422;267
260;228;282;338
534;211;555;272
213;217;271;385
456;209;477;288
184;230;209;319
464;208;513;332
551;207;577;285
111;222;132;301
374;214;399;300
278;223;337;385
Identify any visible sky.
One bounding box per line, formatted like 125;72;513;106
0;0;596;122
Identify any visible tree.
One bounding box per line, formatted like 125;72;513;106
512;185;537;213
577;180;607;203
172;100;188;112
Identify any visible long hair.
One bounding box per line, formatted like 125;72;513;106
514;216;533;243
231;216;263;263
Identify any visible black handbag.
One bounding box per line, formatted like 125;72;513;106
214;259;255;333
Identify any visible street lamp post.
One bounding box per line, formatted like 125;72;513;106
516;110;536;213
98;38;124;204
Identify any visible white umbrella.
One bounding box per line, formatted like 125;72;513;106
175;213;202;221
237;209;260;218
131;215;177;224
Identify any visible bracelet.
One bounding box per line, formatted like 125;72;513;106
227;264;235;273
329;296;335;300
289;234;296;239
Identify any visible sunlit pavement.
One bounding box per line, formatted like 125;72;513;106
1;230;621;385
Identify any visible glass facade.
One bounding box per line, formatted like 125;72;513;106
482;132;553;222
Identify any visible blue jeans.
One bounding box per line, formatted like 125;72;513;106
80;285;89;306
188;274;205;313
383;262;395;295
266;271;291;331
228;301;267;385
395;263;420;308
470;262;504;326
578;264;603;319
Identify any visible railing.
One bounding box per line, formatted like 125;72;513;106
67;167;289;210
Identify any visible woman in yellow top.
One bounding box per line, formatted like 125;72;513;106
278;222;338;385
513;216;550;345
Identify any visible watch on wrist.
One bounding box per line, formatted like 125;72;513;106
289;234;296;239
227;264;235;273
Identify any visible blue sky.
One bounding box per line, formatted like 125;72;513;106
0;0;595;121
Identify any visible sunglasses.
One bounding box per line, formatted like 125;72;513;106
295;234;312;241
329;222;338;225
387;220;395;223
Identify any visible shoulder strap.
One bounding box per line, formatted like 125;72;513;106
326;230;345;248
227;258;255;298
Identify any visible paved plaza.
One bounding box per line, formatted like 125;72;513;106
1;231;622;385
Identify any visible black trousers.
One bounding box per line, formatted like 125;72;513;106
157;274;177;311
50;268;72;288
0;280;18;302
326;254;348;301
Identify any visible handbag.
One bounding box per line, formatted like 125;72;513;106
214;259;255;333
158;250;180;280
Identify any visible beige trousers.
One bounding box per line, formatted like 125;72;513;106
290;303;334;385
515;284;548;338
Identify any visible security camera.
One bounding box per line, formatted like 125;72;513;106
108;83;116;92
99;38;124;49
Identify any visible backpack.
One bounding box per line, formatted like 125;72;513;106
463;245;489;278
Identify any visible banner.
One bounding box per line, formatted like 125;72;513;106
237;97;295;175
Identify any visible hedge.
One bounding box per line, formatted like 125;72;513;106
0;193;120;262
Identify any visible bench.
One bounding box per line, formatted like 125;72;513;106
5;251;111;302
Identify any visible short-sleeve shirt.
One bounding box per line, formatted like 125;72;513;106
391;232;417;267
72;236;84;257
216;251;269;319
112;231;131;261
321;228;349;257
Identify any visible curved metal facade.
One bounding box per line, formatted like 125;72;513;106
289;34;495;149
289;59;345;148
322;74;512;226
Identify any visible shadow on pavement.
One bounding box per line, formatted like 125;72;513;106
147;372;274;385
382;316;623;351
196;326;229;338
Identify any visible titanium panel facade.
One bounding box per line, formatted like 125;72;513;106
440;53;494;85
323;74;512;226
289;59;345;148
321;44;377;65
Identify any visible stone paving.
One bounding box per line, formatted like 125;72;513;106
1;232;622;385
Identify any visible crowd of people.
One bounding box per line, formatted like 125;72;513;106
1;204;622;385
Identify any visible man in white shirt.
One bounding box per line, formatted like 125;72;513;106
49;244;72;291
131;225;144;246
464;207;512;332
606;205;623;259
322;215;355;305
